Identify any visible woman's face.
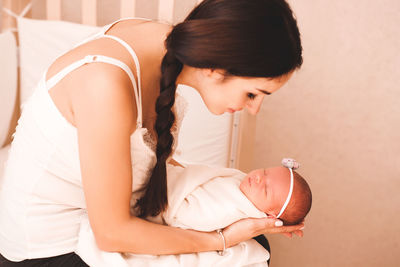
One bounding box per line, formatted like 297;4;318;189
197;70;293;115
239;166;291;216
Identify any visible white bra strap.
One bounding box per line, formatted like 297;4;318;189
46;55;142;127
100;35;143;127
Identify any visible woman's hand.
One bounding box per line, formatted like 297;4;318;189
222;217;305;247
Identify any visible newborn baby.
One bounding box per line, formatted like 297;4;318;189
238;160;311;225
162;158;312;230
76;159;311;267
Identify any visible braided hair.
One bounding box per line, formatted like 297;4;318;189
135;0;303;218
134;50;182;217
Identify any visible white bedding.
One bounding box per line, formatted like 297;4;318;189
76;164;269;266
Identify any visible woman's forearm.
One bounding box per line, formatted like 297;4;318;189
97;215;222;254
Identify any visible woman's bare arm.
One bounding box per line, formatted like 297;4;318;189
71;63;221;254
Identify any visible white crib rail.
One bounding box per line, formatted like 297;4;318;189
158;0;174;23
44;0;205;25
81;0;97;25
1;0;208;29
46;0;61;20
121;0;136;18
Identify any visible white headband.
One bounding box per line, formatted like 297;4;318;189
276;158;299;219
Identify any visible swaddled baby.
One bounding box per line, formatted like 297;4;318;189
76;159;311;267
162;158;312;230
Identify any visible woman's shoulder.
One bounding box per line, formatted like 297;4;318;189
44;18;171;134
46;46;139;135
71;63;138;135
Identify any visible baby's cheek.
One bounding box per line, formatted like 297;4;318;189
255;194;271;213
239;180;248;196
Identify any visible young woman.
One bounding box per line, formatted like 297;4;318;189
0;0;304;265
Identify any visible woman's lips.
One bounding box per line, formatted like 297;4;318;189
227;108;236;113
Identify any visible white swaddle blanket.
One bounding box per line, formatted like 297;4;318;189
164;164;267;230
76;164;269;267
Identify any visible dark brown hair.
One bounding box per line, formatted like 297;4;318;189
135;0;303;218
280;171;312;225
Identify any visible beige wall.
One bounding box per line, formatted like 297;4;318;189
253;0;400;266
2;0;399;266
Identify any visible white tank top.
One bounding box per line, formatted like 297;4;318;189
0;18;184;261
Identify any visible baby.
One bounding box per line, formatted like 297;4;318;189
76;159;311;267
161;158;312;230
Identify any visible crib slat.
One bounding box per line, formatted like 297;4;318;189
2;0;15;32
81;0;97;26
46;0;61;20
121;0;136;18
158;0;174;23
1;0;32;33
235;111;256;172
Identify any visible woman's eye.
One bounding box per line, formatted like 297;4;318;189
247;93;256;100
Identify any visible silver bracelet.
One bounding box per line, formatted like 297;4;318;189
216;229;226;256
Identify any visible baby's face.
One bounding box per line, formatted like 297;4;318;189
239;166;291;216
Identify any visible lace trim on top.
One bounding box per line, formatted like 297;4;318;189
138;92;188;154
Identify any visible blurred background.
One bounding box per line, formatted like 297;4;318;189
254;1;400;266
1;0;399;266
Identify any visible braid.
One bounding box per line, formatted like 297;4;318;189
134;51;183;218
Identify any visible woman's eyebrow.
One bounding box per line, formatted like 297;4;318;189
256;89;271;95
